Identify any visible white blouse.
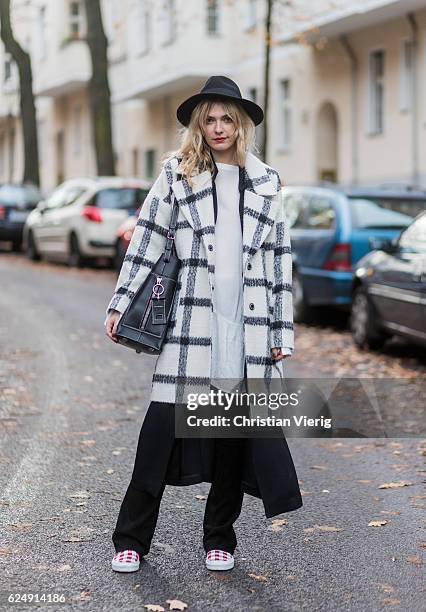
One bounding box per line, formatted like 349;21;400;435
210;162;246;392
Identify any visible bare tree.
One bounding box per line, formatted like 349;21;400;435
0;0;39;185
83;0;115;176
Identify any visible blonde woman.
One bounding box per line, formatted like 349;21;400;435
105;76;302;573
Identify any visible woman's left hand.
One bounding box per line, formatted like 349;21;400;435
271;347;289;362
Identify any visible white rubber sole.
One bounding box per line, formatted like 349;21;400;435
111;559;140;573
206;557;235;571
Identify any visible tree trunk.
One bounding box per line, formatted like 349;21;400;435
83;0;115;176
0;0;39;185
261;0;273;163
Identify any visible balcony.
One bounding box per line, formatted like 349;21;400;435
34;39;90;98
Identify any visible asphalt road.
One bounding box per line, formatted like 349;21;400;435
0;253;424;612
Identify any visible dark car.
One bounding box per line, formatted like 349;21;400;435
0;183;44;251
283;185;425;321
350;211;426;350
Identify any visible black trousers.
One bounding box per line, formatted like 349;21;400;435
112;436;246;557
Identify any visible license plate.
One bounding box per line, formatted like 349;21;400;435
8;210;28;222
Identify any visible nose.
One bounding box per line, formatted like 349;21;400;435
214;121;224;134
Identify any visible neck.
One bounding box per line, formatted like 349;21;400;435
211;146;237;165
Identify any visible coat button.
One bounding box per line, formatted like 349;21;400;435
247;263;252;270
208;244;213;251
249;302;255;310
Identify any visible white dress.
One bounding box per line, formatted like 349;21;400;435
210;162;246;393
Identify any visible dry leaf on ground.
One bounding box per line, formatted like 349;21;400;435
378;481;413;489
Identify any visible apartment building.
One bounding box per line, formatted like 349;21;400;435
0;0;426;191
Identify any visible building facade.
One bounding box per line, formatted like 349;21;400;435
0;0;426;191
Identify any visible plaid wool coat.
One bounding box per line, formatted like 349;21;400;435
105;151;294;405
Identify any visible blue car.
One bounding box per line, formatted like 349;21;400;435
282;186;425;322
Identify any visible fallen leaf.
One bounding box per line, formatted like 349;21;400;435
406;555;422;566
165;600;188;611
144;606;165;612
378;583;394;593
248;573;268;582
382;599;401;606
357;480;371;484
69;490;90;499
310;465;328;470
378;481;413;489
368;520;388;527
106;469;115;475
315;525;343;532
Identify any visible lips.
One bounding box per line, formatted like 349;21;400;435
214;138;226;142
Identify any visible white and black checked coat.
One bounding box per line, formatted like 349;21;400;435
105;151;294;405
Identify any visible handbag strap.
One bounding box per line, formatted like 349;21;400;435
163;173;181;262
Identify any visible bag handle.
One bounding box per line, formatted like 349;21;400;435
164;173;181;263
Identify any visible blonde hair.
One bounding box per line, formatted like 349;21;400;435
163;98;258;186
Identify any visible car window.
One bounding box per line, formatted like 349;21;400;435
62;187;87;206
398;214;426;253
0;184;42;206
45;185;86;209
282;192;309;229
95;188;142;210
306;196;336;230
349;196;422;229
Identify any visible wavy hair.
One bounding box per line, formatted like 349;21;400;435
163;98;258;186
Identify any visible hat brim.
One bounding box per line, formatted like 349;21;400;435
176;92;264;127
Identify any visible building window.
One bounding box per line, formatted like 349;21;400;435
145;149;156;180
369;49;385;134
161;0;175;46
35;5;47;60
134;0;150;56
73;106;82;157
207;0;221;36
4;54;12;82
246;0;257;30
400;39;414;112
280;79;292;150
69;0;84;39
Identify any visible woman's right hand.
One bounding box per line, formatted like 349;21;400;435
105;310;122;343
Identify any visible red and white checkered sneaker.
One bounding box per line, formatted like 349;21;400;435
111;549;140;573
205;549;235;571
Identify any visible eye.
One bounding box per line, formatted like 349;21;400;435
206;117;215;123
224;116;233;123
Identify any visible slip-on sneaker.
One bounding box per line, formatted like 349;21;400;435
111;549;140;572
205;549;235;571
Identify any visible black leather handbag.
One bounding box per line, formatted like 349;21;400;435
115;193;181;355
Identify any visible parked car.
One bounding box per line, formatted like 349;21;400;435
0;183;44;251
23;177;151;267
282;186;425;321
350;211;426;350
114;209;139;273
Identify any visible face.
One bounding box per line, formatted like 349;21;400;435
202;102;238;154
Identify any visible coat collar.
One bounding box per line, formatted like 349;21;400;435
170;152;281;274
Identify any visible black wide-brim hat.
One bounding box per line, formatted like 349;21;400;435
176;75;264;127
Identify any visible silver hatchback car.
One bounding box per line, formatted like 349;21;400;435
23;176;151;267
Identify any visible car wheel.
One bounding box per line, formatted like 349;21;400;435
350;285;387;350
12;238;22;252
26;231;41;261
292;270;313;323
69;233;85;268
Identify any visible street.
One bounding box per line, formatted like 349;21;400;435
0;253;424;612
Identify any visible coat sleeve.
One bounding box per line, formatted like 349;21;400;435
104;166;173;324
269;182;294;355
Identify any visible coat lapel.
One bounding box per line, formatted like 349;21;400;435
171;152;281;273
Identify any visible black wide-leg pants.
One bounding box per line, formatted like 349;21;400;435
112;436;246;557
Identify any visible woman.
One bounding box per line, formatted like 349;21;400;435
104;76;303;573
